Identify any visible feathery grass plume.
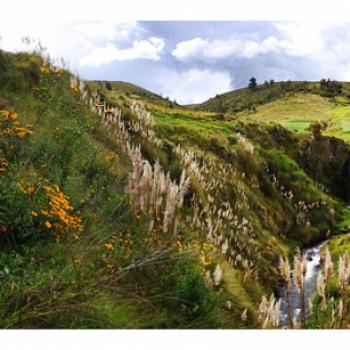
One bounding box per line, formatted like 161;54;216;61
204;270;214;288
317;271;327;310
242;259;253;282
279;256;294;328
258;294;280;329
130;101;162;147
174;145;260;277
213;264;223;286
331;306;336;328
235;133;254;154
338;252;350;328
338;299;344;319
241;308;248;322
125;149;189;237
293;250;307;327
324;247;333;284
279;256;292;289
338;251;350;287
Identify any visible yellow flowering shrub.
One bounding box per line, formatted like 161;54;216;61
0;110;33;161
40;65;64;75
71;84;79;93
177;238;215;270
0;110;33;138
42;185;84;235
16;181;84;242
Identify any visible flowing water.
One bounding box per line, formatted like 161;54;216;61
279;242;323;326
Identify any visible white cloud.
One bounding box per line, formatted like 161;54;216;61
170;23;350;84
157;69;232;104
172;37;208;61
273;22;350;80
79;37;164;66
242;36;280;58
274;22;325;57
172;36;280;62
0;20;151;68
74;21;137;45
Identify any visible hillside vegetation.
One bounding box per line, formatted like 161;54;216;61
1;48;350;329
194;80;350;115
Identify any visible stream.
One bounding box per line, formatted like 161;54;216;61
279;242;324;326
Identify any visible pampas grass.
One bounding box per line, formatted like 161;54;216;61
279;256;294;328
338;251;350;328
258;294;281;329
293;250;307;327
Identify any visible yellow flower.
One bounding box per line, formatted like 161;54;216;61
31;211;38;217
40;66;50;74
0;110;10;119
10;112;18;120
44;221;52;229
104;243;113;251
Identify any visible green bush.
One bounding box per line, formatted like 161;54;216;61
175;261;217;322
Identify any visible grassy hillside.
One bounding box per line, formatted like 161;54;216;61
230;92;350;142
194;80;350;116
1;48;350;329
89;80;179;108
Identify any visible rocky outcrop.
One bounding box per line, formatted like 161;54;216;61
296;135;350;200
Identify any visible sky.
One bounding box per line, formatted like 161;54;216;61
3;19;350;104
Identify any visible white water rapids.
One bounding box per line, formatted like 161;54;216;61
279;242;323;326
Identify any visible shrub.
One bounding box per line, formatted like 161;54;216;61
175;261;217;321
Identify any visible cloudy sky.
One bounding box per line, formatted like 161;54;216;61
2;20;350;104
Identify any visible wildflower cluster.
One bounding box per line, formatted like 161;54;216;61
0;110;33;161
41;185;84;236
17;181;84;241
0;110;33;139
40;65;64;75
103;231;135;259
100;231;141;271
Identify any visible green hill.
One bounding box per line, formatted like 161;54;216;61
194;80;350;115
89;80;179;108
1;48;350;329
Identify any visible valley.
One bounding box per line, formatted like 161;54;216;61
1;48;350;329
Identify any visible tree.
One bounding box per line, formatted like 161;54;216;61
269;79;275;86
320;79;343;97
248;77;257;91
105;82;112;90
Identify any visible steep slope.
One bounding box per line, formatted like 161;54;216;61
1;48;350;329
94;78;350;324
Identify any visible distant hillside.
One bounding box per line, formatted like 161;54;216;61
89;80;178;107
194;80;350;114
